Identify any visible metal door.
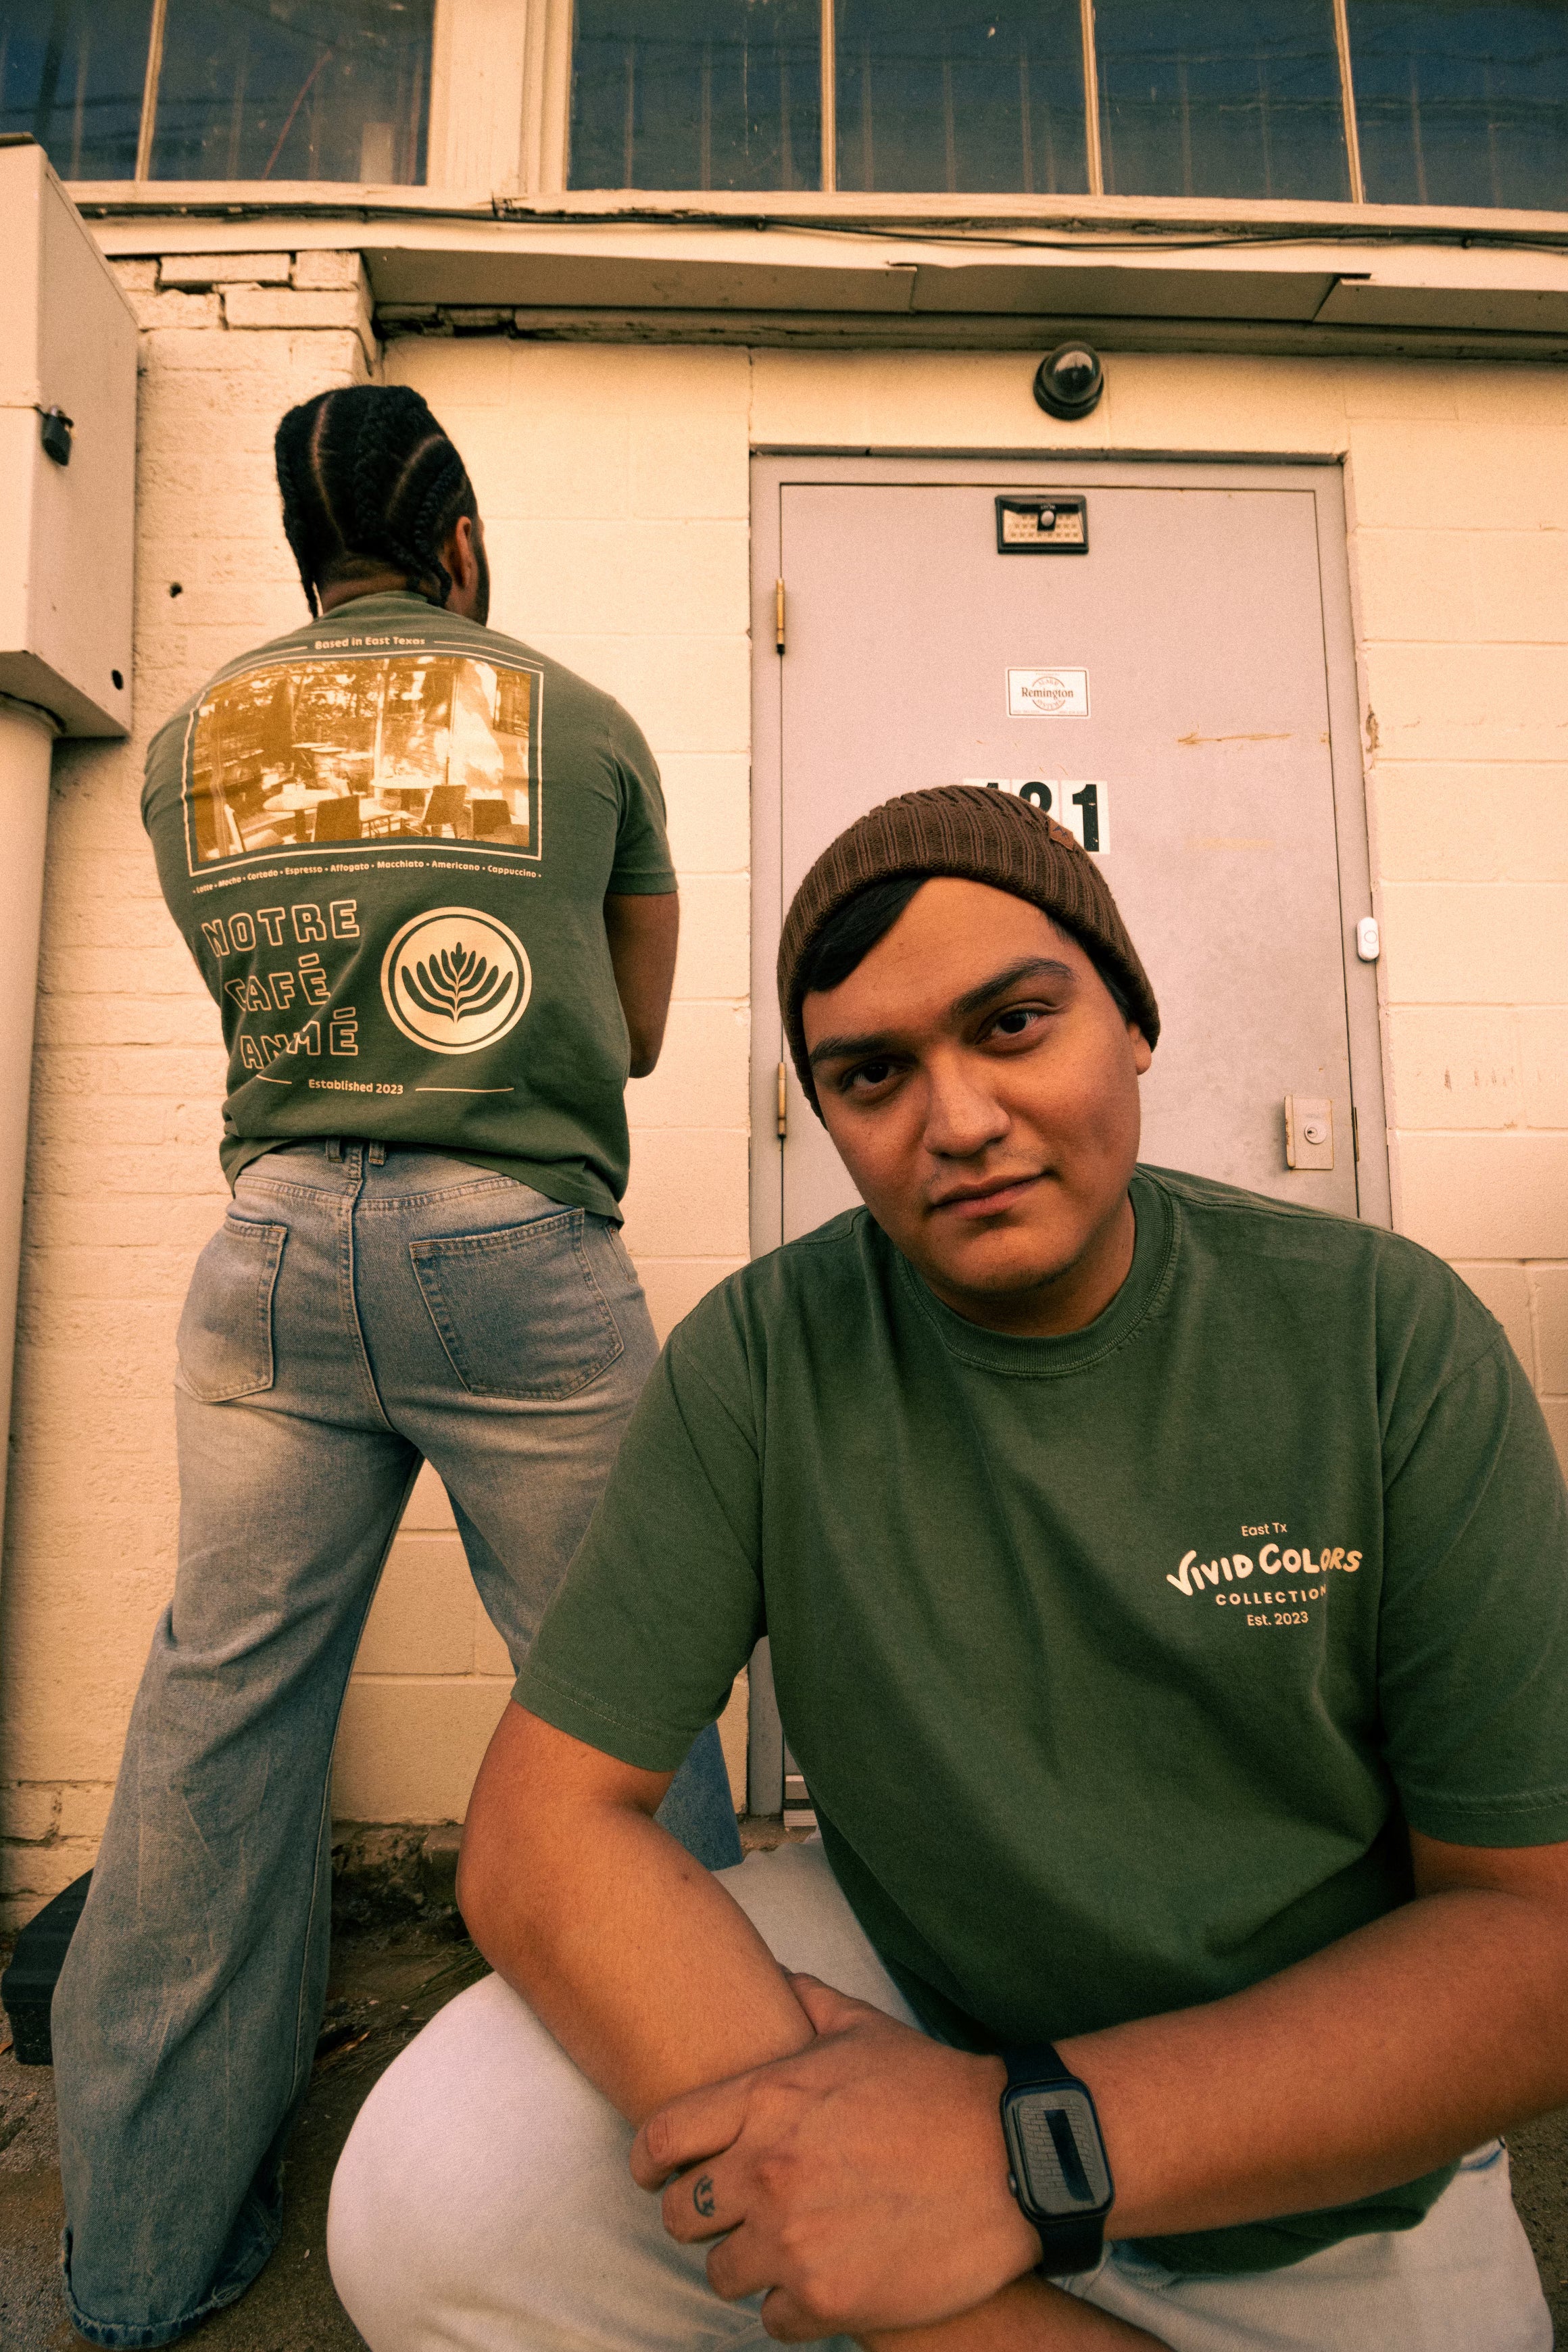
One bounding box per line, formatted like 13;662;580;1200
747;457;1386;1818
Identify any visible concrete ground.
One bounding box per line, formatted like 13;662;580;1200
0;1913;488;2351
3;1894;1566;2349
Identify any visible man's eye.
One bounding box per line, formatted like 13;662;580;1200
845;1059;895;1092
991;1006;1042;1038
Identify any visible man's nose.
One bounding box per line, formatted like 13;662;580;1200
922;1053;1010;1158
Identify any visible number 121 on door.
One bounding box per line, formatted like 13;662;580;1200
961;777;1111;855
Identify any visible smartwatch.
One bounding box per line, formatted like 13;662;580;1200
998;2044;1114;2278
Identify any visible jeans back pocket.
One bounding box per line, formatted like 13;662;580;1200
176;1216;287;1402
410;1210;624;1400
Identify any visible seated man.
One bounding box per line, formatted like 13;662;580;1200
328;786;1567;2352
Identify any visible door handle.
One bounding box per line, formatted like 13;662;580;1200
1284;1095;1333;1171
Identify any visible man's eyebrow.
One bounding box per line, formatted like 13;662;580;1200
806;1026;897;1070
950;956;1075;1021
806;956;1074;1069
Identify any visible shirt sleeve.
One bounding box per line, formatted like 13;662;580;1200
1379;1331;1568;1847
605;705;677;895
514;1307;764;1769
141;706;212;985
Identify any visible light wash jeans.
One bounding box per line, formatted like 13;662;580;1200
53;1141;741;2350
328;1839;1552;2352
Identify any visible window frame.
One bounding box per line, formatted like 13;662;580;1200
558;0;1372;203
53;0;1568;221
94;0;463;191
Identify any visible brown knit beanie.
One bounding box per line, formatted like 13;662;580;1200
779;785;1159;1110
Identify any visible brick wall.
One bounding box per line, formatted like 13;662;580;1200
1;308;1564;1926
331;339;754;1825
0;255;372;1926
1338;368;1568;1466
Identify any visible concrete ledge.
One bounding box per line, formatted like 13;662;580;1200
330;1820;464;1929
420;1822;464;1909
378;302;1568;358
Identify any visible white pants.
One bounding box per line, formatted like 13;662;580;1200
327;1842;1552;2352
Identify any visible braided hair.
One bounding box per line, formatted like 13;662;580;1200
274;385;479;617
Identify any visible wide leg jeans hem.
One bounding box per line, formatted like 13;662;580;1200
60;2214;279;2350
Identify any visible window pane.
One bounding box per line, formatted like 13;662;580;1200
570;0;820;190
0;0;152;178
151;0;432;182
1096;0;1350;199
834;2;1087;193
1349;1;1568;207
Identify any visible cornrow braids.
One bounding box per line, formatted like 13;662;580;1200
274;420;324;618
273;385;479;617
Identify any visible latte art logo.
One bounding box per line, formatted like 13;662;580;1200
381;908;531;1054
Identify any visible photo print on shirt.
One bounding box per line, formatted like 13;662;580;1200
180;647;544;874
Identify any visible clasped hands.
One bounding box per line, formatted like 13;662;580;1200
630;1974;1044;2341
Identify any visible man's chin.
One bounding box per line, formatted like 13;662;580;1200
910;1226;1083;1304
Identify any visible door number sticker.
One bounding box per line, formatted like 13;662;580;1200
962;777;1110;856
1007;667;1089;717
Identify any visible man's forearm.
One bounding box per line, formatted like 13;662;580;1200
465;1805;1169;2343
462;1755;812;2122
1069;1879;1568;2244
604;890;679;1077
851;1874;1566;2352
860;1883;1563;2352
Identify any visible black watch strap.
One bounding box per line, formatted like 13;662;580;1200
1000;2044;1110;2279
1023;2207;1106;2279
1002;2041;1075;2090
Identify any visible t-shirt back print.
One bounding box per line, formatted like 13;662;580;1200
182;637;541;871
143;592;675;1218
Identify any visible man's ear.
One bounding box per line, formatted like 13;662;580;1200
443;513;483;608
1128;1021;1153;1075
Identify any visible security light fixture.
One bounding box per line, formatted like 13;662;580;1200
996;495;1089;552
36;405;72;465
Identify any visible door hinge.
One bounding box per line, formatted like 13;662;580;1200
777;1060;788;1140
1352;1103;1360;1162
775;578;786;655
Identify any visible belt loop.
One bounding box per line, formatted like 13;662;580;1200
326;1137;342;1164
369;1141;387;1165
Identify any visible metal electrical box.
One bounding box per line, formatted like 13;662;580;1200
0;139;135;737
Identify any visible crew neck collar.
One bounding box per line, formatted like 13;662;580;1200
314;589;444;622
896;1169;1177;1379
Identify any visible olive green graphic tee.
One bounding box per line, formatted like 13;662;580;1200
143;592;675;1217
516;1169;1568;2274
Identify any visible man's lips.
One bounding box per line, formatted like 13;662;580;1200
928;1172;1046;1219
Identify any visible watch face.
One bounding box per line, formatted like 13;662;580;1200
1006;2088;1112;2215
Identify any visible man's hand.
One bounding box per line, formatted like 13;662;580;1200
464;1715;1167;2351
632;1974;1041;2341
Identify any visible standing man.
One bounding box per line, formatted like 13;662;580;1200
53;383;739;2350
330;787;1567;2352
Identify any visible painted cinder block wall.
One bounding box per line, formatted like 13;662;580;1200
0;268;1563;1925
336;337;756;1825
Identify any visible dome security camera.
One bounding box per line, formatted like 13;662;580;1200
1033;343;1104;420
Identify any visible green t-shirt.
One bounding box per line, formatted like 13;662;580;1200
516;1168;1568;2275
143;592;675;1217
